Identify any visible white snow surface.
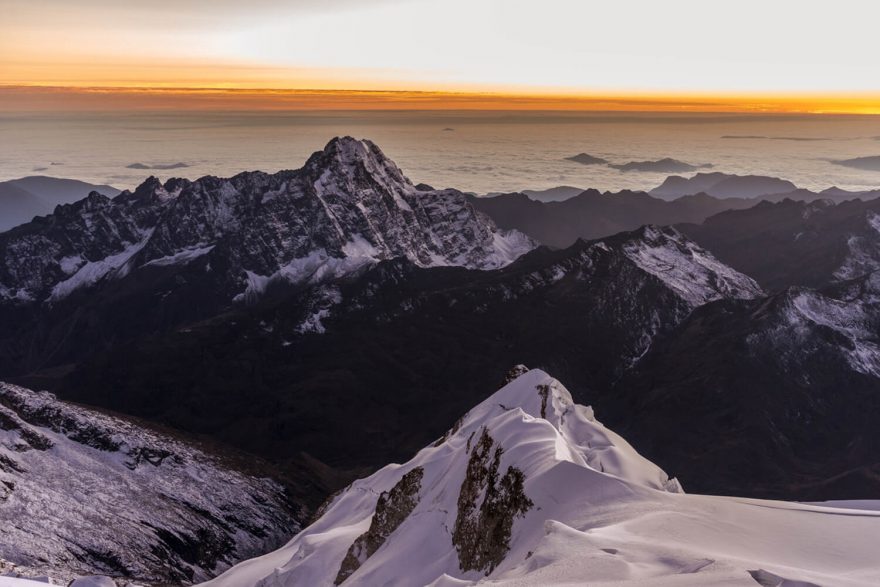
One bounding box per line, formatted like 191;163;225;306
203;367;880;587
141;244;214;267
48;233;152;301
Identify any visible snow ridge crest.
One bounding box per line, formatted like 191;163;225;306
205;366;681;587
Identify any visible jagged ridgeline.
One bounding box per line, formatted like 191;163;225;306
0;137;533;306
0;137;535;377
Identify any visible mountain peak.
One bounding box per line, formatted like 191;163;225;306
205;367;681;587
608;224;764;306
304;136;413;194
0;137;534;306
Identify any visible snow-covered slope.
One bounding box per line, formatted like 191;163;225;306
617;225;762;306
757;281;880;378
0;383;299;585
205;367;880;587
0;137;534;305
834;210;880;282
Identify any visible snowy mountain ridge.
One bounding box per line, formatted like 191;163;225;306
205;367;880;587
0;137;534;305
3;367;880;587
290;224;763;367
0;383;299;585
204;366;682;587
754;277;880;379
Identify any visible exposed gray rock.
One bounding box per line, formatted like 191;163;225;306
452;427;533;574
335;466;424;584
503;365;530;386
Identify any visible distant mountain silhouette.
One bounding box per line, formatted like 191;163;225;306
0;176;120;232
469;190;755;248
832;156;880;172
820;186;869;198
520;186;586;202
650;172;798;200
564;153;608;165
652;171;879;201
126;162;191;170
609;158;712;173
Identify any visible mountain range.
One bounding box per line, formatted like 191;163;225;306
1;137;880;584
469;190;756;248
56;224;761;488
471;172;880;249
0;137;532;376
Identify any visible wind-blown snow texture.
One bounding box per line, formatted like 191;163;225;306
0;383;299;585
205;368;880;587
0;137;534;305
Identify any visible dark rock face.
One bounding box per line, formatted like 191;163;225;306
678;198;880;291
470;190;757;248
537;383;551;419
58;227;757;484
0;389;121;452
612;279;880;500
452;427;532;574
334;466;424;585
503;365;530;386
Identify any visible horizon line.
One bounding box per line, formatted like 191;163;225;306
2;85;880;115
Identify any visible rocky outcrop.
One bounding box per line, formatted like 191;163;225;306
334;466;424;584
452;427;533;574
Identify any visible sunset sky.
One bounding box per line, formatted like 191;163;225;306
2;0;879;113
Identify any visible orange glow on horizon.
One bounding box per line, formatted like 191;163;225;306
1;84;879;115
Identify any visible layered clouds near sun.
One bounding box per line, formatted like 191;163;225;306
2;0;880;95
